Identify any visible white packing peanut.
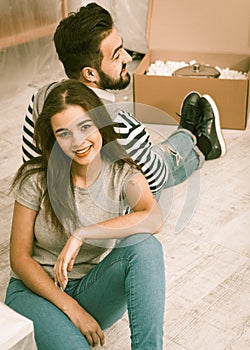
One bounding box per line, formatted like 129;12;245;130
146;59;248;79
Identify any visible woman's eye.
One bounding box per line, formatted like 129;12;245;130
81;123;92;131
58;131;70;138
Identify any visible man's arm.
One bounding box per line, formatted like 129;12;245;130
114;110;168;194
22;92;42;162
22;82;61;162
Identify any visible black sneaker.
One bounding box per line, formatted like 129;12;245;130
178;92;201;133
197;95;226;160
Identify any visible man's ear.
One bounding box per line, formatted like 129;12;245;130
81;67;98;82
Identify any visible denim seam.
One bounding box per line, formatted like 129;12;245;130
126;259;140;350
73;257;130;298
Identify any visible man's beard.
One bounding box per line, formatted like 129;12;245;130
98;68;131;90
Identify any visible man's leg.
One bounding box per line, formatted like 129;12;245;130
154;92;226;190
197;94;226;160
154;128;204;188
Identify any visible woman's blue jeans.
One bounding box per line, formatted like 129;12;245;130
5;234;165;350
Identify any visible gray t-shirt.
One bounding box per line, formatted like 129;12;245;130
12;160;140;280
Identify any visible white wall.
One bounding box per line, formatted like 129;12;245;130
69;0;148;53
80;0;111;11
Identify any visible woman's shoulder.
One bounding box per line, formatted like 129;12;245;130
107;159;138;173
12;162;45;211
104;159;141;187
13;160;45;192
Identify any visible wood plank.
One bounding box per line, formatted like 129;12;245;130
0;24;57;50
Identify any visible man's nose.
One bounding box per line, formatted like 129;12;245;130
122;48;132;63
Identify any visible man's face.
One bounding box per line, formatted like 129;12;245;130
97;27;132;90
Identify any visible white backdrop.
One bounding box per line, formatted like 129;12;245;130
0;0;148;99
81;0;149;53
0;0;63;98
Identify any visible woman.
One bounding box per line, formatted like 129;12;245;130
5;80;165;350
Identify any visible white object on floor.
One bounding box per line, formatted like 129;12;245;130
0;302;37;350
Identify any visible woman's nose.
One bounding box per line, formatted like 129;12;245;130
72;130;85;148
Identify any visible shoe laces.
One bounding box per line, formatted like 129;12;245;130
176;103;201;125
196;114;214;136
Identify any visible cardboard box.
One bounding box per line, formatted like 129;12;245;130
133;0;250;130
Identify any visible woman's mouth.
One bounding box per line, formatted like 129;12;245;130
74;145;92;158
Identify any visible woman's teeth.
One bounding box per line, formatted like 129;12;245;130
75;146;91;154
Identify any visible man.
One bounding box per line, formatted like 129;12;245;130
22;2;226;197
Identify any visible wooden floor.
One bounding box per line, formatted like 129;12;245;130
0;60;249;350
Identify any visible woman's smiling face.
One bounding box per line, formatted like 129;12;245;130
51;105;103;166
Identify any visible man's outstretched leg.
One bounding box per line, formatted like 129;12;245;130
196;94;226;160
154;91;226;189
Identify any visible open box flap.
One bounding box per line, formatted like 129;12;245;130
146;0;250;55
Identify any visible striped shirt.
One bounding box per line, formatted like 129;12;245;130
22;84;168;194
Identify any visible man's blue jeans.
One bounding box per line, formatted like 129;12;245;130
5;234;165;350
155;128;205;192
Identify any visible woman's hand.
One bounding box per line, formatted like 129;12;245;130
54;235;82;289
63;299;105;347
54;236;105;347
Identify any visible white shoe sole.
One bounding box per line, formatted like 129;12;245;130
202;94;226;157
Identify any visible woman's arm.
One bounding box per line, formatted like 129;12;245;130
76;172;163;239
54;172;163;288
10;201;105;347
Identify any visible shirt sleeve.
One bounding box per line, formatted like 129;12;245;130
14;172;43;211
117;163;141;216
22;91;42;162
113;110;168;194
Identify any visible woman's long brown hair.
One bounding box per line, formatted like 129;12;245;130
12;80;140;234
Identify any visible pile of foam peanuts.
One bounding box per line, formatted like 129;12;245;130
147;60;248;79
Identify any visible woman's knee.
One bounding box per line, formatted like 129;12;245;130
117;234;163;262
138;234;163;261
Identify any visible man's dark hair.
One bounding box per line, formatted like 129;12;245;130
54;3;113;79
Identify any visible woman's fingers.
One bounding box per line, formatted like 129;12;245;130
97;328;105;346
54;235;82;289
54;257;68;289
61;300;105;348
84;328;105;347
67;245;81;272
53;251;69;289
86;333;98;347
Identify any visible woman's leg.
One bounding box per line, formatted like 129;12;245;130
71;234;165;350
5;278;91;350
5;234;165;350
